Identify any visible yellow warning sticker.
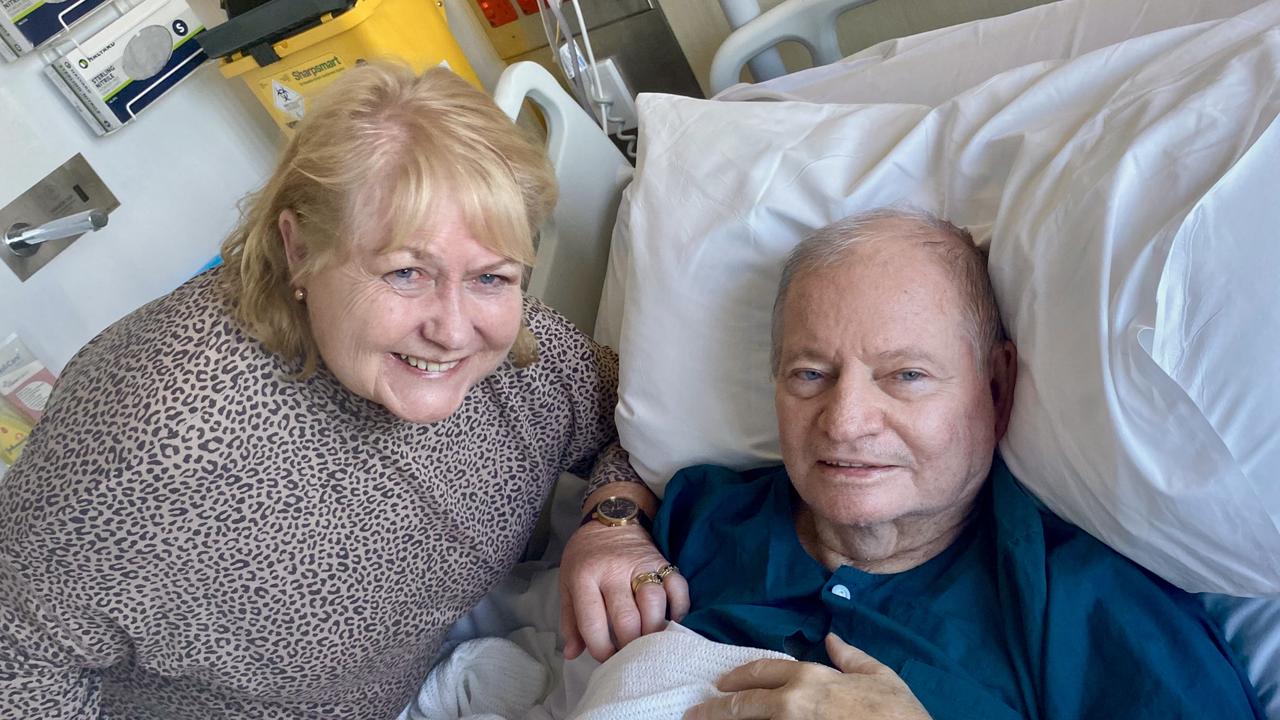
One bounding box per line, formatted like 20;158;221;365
258;53;349;123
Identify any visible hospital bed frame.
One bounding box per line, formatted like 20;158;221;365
493;63;632;337
494;0;848;338
709;0;875;95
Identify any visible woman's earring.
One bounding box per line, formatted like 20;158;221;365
293;287;307;303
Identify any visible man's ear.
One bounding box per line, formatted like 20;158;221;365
279;209;305;274
990;340;1018;442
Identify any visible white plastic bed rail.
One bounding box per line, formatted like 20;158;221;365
709;0;877;96
718;0;788;89
492;61;633;339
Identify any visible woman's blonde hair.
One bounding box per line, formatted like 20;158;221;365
219;61;557;376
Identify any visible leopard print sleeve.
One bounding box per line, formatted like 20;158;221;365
520;297;644;497
0;300;152;717
0;554;127;718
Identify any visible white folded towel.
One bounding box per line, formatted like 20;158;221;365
567;623;795;720
409;636;550;720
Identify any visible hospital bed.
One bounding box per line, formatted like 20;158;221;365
403;0;1280;717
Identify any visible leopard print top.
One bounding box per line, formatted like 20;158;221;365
0;271;636;719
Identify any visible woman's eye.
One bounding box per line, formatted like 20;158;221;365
476;273;509;287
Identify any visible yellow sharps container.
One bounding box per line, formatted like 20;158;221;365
197;0;480;130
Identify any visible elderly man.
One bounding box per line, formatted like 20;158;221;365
652;209;1263;719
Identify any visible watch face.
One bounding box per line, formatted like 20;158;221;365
598;496;638;522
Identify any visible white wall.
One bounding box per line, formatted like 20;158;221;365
0;3;280;372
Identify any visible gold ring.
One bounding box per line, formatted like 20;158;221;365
656;564;679;580
631;571;664;594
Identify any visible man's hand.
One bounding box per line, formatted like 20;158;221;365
683;634;932;719
559;521;690;662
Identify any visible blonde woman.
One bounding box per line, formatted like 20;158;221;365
0;63;683;718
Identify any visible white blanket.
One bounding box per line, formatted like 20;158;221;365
409;623;793;720
567;624;794;720
406;632;552;720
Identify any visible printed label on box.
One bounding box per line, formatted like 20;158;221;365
0;0;111;58
257;52;349;124
270;79;304;119
45;0;206;133
0;335;56;424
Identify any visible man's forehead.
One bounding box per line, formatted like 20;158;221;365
784;248;971;347
795;240;957;300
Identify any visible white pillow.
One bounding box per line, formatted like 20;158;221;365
988;7;1280;595
614;2;1280;595
596;0;1266;344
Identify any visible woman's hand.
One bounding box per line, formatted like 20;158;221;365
683;634;932;720
559;521;690;662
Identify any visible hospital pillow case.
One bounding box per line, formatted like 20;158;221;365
613;1;1280;596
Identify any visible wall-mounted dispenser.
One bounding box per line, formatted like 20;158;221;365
44;0;210;135
0;154;119;282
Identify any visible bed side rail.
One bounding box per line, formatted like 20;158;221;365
709;0;878;95
493;61;633;339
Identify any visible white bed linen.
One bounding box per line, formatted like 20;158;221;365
407;633;551;719
567;623;794;720
1205;595;1280;716
410;621;793;720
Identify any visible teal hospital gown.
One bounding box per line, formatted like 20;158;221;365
653;457;1264;720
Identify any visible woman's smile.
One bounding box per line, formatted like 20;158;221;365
393;352;464;376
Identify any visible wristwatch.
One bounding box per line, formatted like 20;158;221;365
580;496;653;532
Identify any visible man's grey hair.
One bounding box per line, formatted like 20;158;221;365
770;207;1007;376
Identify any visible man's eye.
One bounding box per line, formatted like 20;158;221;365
898;370;925;382
385;268;420;286
795;369;823;382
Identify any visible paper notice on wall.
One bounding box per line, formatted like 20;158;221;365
0;334;56;423
0;401;32;465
